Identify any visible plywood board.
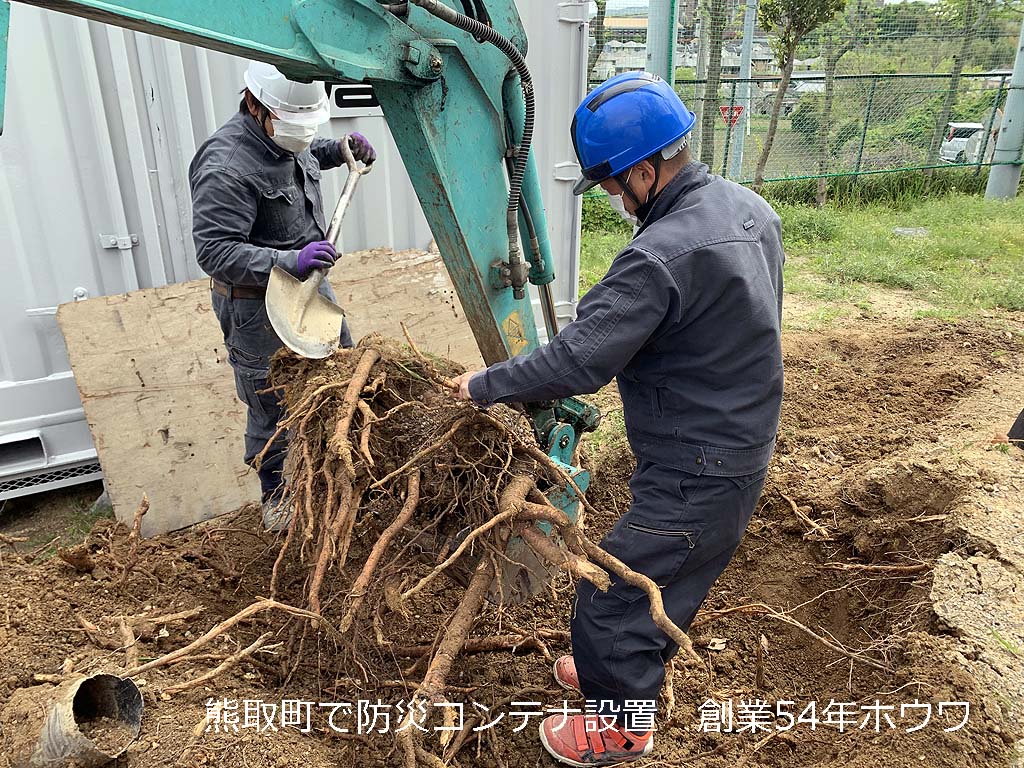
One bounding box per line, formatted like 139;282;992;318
57;280;258;537
330;247;482;366
57;249;478;536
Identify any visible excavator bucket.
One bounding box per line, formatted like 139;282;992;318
445;464;591;605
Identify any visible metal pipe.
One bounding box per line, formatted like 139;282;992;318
729;0;757;180
539;284;560;339
11;673;143;765
854;76;877;175
647;0;678;82
693;17;706;155
722;79;737;177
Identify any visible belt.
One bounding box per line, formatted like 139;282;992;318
211;279;266;300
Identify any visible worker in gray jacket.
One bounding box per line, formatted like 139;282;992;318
452;72;784;766
189;61;375;530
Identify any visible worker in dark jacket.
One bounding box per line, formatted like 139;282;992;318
452;71;784;766
189;61;375;531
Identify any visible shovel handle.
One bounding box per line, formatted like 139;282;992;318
326;136;374;246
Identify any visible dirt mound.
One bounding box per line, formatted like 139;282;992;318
1;318;1022;768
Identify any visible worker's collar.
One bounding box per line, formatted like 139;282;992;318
241;109;288;160
634;161;712;235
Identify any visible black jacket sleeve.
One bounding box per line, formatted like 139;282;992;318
469;246;678;404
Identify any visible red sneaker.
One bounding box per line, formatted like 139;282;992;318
553;655;581;693
539;714;653;767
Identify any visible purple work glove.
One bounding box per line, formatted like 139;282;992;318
281;240;337;279
345;132;376;165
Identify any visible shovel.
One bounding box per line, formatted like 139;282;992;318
266;138;373;359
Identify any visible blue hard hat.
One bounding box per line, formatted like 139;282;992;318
571;72;696;195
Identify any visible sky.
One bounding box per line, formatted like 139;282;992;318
606;0;648;11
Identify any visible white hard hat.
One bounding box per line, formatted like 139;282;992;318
243;61;330;126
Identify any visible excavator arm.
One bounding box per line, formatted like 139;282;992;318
0;0;598;598
5;0;545;362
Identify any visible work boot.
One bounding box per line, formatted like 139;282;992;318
261;494;293;533
539;715;653;767
553;655;581;694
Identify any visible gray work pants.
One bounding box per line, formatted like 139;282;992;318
211;288;352;500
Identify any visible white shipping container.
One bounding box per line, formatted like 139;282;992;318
0;1;588;500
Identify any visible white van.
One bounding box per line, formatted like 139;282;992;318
939;122;985;163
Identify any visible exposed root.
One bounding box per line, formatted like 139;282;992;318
118;494;150;586
388;634;553;658
118;617;139;670
822;561;930;574
123;337;712;766
162;632;276;695
123;598;337;677
780;492;832;540
369;416;472;490
520;525;611;591
341;470;421;632
690;601;891;672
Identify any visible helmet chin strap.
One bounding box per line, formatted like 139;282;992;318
613;167;641;210
615;155;663;224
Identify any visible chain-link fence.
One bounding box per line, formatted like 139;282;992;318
678;71;1009;183
586;0;1019;184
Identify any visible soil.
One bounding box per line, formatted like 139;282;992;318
1;316;1023;768
79;716;135;754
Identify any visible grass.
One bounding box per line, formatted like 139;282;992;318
580;229;631;291
581;192;1024;318
991;629;1021;657
785;195;1024;312
0;485;112;560
35;499;112;560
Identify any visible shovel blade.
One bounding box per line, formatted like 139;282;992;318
266;266;345;359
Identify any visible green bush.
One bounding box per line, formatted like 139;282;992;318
760;167;1001;208
790;97;823;145
582;193;633;235
777;204;840;243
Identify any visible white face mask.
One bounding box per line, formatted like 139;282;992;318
607;168;638;227
270;119;317;154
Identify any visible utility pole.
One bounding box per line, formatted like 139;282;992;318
728;0;758;180
693;16;707;155
985;16;1024;199
648;0;682;84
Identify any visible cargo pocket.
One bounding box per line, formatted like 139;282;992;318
227;300;282;368
231;362;269;423
590;513;707;610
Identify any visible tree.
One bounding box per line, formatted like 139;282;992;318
699;0;728;166
813;0;874;205
752;0;847;193
925;0;999;164
588;0;610;84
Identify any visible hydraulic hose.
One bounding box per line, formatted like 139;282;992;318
504;151;559;339
410;0;534;297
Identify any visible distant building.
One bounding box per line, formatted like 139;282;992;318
592;39;648;79
589;19;780;80
603;16;648;43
